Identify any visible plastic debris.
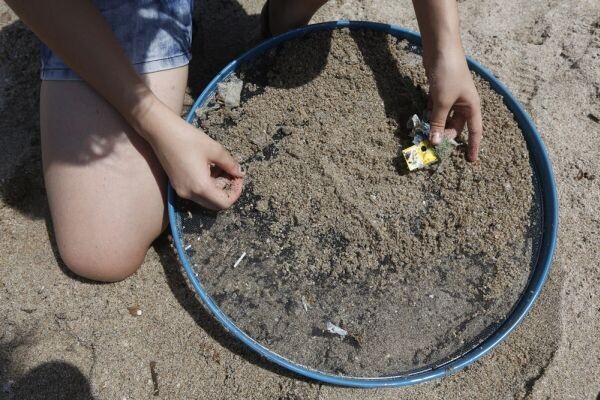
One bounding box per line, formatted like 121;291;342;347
184;244;192;251
326;321;348;337
403;114;460;170
217;75;244;108
402;141;438;171
407;114;430;145
301;296;309;312
403;114;438;170
233;252;247;268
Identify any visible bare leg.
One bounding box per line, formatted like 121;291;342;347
41;66;188;282
268;0;329;35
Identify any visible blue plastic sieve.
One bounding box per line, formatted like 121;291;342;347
167;20;558;387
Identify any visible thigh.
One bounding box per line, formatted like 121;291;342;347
41;66;188;281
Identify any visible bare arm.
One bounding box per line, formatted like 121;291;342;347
412;0;482;161
7;0;157;130
6;0;243;209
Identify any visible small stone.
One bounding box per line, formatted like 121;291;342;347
255;199;269;212
127;305;142;317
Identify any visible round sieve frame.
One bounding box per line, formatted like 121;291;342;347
167;20;558;388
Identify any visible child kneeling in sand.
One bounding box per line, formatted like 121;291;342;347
6;0;482;282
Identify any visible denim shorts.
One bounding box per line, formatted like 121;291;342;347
40;0;193;80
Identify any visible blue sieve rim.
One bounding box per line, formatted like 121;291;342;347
167;20;558;388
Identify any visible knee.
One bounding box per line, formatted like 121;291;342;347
57;238;148;283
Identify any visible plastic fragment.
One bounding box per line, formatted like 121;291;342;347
404;114;438;170
403;114;460;170
233;252;247;268
301;296;309;312
217;75;244;108
403;141;438;171
407;114;430;145
326;321;347;337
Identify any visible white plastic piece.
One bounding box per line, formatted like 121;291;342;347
326;321;347;337
233;252;247;268
217;75;244;108
301;296;309;312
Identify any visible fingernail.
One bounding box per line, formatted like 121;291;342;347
431;131;442;144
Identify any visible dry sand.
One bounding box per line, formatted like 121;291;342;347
0;0;599;399
188;29;541;377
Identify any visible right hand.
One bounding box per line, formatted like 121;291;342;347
423;45;483;162
136;96;244;210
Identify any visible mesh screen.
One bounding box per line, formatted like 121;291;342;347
172;30;542;378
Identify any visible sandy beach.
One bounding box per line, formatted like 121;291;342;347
1;0;599;399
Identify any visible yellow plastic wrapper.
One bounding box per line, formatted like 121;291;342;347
402;140;439;171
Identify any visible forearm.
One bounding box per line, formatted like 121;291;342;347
412;0;482;161
6;0;157;135
412;0;464;61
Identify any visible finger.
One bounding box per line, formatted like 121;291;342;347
191;176;244;210
209;142;244;178
429;101;451;145
444;112;466;140
466;106;483;162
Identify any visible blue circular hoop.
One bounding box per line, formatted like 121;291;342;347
167;20;558;387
